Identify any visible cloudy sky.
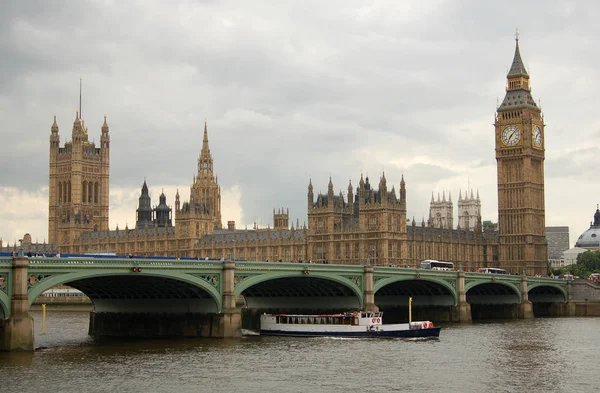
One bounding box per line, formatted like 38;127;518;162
0;0;597;249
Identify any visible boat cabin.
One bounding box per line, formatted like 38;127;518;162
265;311;383;326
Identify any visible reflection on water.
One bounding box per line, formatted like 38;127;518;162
0;312;599;393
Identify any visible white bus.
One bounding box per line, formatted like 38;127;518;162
478;267;507;274
419;260;454;271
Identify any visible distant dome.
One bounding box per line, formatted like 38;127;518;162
575;207;600;249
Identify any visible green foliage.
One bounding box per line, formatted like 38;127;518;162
570;251;600;277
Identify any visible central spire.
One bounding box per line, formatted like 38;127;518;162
198;119;214;178
202;119;210;153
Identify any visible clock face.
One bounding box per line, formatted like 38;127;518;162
502;125;521;146
532;126;542;147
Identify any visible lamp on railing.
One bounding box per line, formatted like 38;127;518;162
18;238;24;257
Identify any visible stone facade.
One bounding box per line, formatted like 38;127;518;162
48;112;110;246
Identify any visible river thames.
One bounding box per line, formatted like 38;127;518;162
0;311;598;393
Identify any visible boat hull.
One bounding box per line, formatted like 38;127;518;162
259;327;441;338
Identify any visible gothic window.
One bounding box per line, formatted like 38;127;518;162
317;219;325;233
67;181;72;202
58;182;63;204
316;245;325;261
88;182;93;203
82;181;87;203
94;183;99;204
368;216;377;230
387;215;392;231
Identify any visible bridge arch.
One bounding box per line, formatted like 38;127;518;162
28;271;222;313
235;272;363;310
528;283;568;303
374;276;458;306
465;280;522;304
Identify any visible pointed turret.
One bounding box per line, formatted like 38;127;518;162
347;179;353;205
100;115;110;149
50;115;60;149
51;115;59;133
101;115;109;134
136;180;152;229
72;110;84;140
400;175;406;205
308;179;314;209
327;177;334;203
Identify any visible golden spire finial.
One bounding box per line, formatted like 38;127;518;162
515;28;519;41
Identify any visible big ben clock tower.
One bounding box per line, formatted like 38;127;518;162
495;34;547;275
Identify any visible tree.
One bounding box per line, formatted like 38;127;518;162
570;250;600;278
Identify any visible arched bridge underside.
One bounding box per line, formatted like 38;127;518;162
238;278;567;310
240;276;360;310
375;279;455;307
66;276;219;314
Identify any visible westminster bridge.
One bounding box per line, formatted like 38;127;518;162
0;254;591;351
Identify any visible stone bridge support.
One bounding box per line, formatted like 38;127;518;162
0;256;34;351
217;260;242;338
451;270;472;322
517;274;533;319
362;264;379;312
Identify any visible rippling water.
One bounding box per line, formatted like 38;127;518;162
1;312;598;393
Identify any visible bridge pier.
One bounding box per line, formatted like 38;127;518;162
451;270;472;322
0;256;34;352
517;274;533;319
362;265;379;312
218;260;241;338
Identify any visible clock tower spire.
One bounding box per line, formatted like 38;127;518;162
495;35;547;275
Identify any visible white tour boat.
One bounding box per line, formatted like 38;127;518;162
260;311;440;338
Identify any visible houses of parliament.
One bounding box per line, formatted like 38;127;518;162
42;37;548;275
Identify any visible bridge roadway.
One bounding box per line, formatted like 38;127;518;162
0;255;571;351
